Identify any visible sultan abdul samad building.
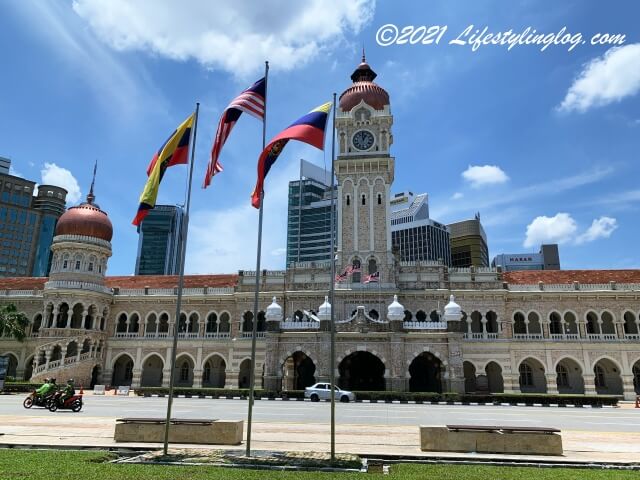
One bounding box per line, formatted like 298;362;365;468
1;58;640;400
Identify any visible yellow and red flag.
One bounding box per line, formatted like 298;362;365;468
133;113;195;226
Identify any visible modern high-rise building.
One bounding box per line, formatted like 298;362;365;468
286;160;336;265
492;244;561;272
390;191;451;264
0;158;67;277
134;205;184;275
448;214;489;268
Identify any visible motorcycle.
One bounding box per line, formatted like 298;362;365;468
23;390;55;409
47;391;83;412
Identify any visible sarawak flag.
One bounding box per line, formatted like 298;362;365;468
203;77;265;188
251;101;331;208
132;113;195;226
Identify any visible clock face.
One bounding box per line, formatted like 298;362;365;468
352;130;374;150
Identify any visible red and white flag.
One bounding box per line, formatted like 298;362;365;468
203;77;266;188
364;271;380;284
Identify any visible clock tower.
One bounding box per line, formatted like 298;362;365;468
336;53;394;285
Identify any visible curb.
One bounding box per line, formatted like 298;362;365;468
139;394;616;408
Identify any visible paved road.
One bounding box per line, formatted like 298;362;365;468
1;395;639;432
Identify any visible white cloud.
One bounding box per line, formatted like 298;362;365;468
523;213;577;248
558;43;640;113
462;165;509;188
41;163;81;204
451;192;464;200
72;0;375;77
575;216;618;244
271;247;287;257
524;213;618;248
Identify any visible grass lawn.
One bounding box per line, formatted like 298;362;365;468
0;449;638;479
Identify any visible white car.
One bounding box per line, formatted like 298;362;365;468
304;383;355;403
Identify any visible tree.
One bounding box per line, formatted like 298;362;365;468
0;304;29;341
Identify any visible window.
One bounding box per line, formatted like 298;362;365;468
63;260;68;269
377;193;382;205
519;363;533;387
125;360;133;381
346;195;350;206
75;261;81;270
203;364;211;382
556;365;569;387
361;194;366;206
88;263;93;272
594;365;606;388
180;361;190;381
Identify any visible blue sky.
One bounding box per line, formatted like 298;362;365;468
1;1;639;275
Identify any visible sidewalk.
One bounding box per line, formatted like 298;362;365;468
1;414;640;465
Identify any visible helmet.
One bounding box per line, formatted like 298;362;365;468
67;378;74;384
50;378;56;384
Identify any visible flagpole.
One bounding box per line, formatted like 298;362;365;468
246;60;269;457
329;92;337;462
163;103;200;456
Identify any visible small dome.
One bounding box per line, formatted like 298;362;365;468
387;294;404;321
339;56;390;112
55;197;113;242
318;296;331;320
443;295;462;322
266;296;283;321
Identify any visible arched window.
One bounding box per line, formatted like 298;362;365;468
203;363;211;383
368;258;377;275
361;194;366;206
125;360;133;381
519;363;533;386
352;258;361;283
180;361;189;381
594;365;606;388
556;364;568;387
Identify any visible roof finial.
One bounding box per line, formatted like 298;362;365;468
362;45;366;63
87;160;97;204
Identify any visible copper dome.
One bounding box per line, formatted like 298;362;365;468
55;197;113;242
339;55;390;112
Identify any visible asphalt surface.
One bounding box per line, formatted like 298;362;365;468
1;395;639;432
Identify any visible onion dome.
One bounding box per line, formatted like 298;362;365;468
339;51;390;112
266;296;283;321
443;295;462;322
318;296;331;320
387;295;404;321
55;194;113;241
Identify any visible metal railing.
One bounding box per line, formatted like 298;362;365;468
404;321;447;330
281;321;320;330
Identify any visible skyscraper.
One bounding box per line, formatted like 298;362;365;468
390;191;451;264
286;160;336;265
0;158;67;277
448;214;489;268
134;205;184;275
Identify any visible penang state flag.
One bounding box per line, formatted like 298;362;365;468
132;113;195;226
251;101;332;208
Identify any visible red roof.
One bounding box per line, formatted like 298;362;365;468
0;274;238;291
0;277;47;290
503;270;640;285
106;275;238;289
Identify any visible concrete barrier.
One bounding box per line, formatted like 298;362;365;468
114;418;243;445
420;425;563;456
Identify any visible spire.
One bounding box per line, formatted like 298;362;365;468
87;160;97;205
362;45;366;63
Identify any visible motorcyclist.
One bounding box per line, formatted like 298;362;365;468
35;378;54;398
60;379;75;403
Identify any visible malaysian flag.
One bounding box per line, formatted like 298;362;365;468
203;77;266;188
364;271;380;284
